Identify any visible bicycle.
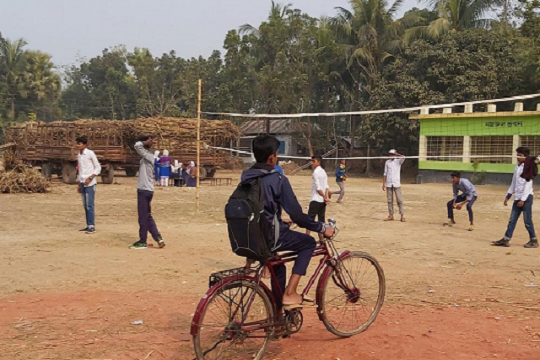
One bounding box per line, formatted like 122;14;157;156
190;219;386;360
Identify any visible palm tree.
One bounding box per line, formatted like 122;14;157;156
332;0;404;97
404;0;505;43
0;37;28;119
239;1;292;37
20;51;61;118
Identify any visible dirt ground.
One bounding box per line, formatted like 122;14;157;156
1;171;539;360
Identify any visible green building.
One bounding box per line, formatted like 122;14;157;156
410;103;540;184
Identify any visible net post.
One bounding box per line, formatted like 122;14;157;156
463;136;471;164
512;135;520;165
196;79;202;213
419;135;427;161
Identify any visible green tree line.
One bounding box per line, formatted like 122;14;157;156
1;0;539;153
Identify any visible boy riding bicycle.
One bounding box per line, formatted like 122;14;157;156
243;135;334;309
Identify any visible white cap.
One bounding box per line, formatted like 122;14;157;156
388;149;397;154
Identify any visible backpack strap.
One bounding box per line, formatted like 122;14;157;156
266;171;283;251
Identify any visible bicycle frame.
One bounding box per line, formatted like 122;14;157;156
190;239;354;337
266;243;330;304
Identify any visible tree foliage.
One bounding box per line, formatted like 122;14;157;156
0;0;539;164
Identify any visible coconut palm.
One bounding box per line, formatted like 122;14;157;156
0;37;28;119
20;51;61;116
332;0;404;96
239;1;292;37
404;0;505;43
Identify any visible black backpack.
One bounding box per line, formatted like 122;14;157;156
225;170;280;262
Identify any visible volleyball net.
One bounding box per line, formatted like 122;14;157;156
201;93;540;164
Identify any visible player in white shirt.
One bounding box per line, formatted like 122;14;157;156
493;147;538;248
307;156;330;239
76;136;101;234
383;149;406;222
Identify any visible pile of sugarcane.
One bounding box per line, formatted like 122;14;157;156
4;118;240;153
0;164;50;194
1;150;21;170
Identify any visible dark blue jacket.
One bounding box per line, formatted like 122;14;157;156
241;163;323;236
335;165;346;182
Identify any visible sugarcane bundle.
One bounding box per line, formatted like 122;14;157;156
0;164;50;194
5;117;239;152
2;150;21;170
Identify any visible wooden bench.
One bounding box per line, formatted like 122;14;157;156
209;177;233;186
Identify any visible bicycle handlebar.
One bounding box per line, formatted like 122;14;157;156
328;218;336;229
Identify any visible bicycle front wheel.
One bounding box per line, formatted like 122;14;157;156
319;251;385;337
193;280;275;360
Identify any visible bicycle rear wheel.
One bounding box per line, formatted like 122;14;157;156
319;251;385;337
193;280;275;360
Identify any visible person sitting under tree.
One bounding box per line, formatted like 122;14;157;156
445;171;477;231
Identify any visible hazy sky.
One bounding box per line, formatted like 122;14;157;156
0;0;419;67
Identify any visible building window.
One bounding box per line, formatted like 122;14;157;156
238;137;255;157
520;136;540;157
427;136;463;162
471;136;513;164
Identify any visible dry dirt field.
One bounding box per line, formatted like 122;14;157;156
1;171;540;360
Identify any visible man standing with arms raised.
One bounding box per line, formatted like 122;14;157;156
130;136;165;249
77;136;101;234
383;149;406;222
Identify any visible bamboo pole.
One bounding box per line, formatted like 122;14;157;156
196;79;202;213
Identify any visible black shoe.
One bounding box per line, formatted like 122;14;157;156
85;228;96;234
492;239;510;247
79;227;89;232
524;240;539;248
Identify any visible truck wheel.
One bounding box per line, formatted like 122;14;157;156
41;163;53;179
61;163;77;184
199;166;208;180
102;163;115;184
125;167;138;177
206;168;216;178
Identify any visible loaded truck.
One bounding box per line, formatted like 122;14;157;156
3;117;240;184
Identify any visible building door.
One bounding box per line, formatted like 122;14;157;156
278;141;286;155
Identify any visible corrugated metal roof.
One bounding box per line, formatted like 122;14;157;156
240;119;294;135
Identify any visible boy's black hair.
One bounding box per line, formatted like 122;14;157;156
311;155;323;164
516;146;530;157
450;171;461;178
252;135;280;163
75;136;88;144
138;135;153;142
